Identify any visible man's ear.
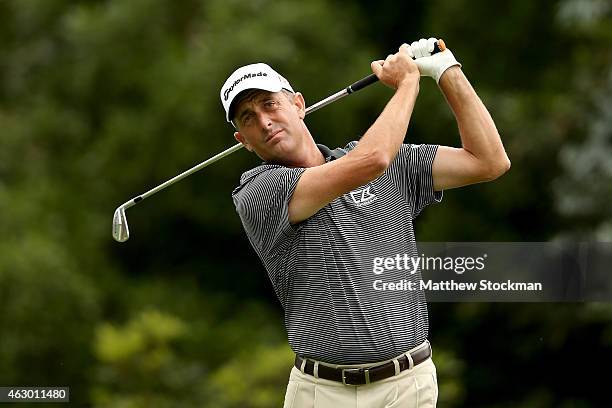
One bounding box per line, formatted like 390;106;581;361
234;131;253;152
294;92;306;120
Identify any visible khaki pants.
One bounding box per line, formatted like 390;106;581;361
283;345;438;408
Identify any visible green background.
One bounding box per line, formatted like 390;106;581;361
1;0;611;406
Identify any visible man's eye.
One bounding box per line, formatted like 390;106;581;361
264;101;276;107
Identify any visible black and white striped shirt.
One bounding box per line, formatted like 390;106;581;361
232;142;442;364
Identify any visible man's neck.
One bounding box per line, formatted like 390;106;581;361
296;138;326;168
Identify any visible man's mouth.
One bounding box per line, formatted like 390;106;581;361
266;129;284;142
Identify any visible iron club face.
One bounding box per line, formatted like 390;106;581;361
112;206;130;242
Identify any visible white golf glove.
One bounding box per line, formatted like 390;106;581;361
405;38;461;83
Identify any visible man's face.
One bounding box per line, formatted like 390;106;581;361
232;90;306;163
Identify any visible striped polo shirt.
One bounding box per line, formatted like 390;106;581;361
232;142;442;364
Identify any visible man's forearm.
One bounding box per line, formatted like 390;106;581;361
353;78;420;166
439;67;510;170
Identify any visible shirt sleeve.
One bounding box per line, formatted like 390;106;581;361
232;166;306;259
392;144;443;219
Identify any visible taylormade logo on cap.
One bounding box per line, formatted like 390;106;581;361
223;71;268;102
220;63;294;123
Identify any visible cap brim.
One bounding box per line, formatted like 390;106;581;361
225;81;284;122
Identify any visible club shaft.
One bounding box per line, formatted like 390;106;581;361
119;39;447;209
304;89;349;115
122;76;377;208
136;142;244;204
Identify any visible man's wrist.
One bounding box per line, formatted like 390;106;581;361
396;76;420;92
438;65;462;87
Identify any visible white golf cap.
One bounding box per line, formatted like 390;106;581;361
220;63;294;123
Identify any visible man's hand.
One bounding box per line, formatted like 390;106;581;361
405;38;461;83
371;44;420;89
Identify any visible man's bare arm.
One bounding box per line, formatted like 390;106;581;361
432;67;511;191
289;46;419;224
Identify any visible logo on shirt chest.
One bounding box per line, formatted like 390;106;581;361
349;186;378;207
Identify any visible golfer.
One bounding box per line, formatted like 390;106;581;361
221;38;510;407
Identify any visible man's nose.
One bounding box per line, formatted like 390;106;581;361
256;112;273;128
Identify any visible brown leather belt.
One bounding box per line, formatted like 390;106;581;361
294;342;431;386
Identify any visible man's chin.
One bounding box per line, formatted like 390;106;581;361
263;140;295;165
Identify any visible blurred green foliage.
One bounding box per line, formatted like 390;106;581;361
1;0;611;406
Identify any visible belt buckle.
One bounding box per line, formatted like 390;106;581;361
341;367;370;385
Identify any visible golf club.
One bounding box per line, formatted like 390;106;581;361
112;39;446;242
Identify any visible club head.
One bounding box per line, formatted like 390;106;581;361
112;207;130;242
